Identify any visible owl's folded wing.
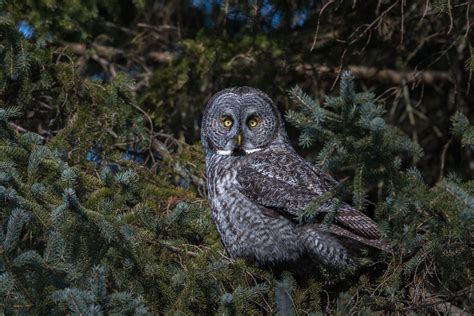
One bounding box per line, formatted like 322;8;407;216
236;152;381;239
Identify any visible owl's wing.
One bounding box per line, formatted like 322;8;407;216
237;149;381;240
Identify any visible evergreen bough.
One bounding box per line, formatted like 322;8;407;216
287;73;473;313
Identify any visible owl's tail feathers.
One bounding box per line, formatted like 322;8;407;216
299;223;392;270
299;227;355;270
311;224;393;253
312;224;392;253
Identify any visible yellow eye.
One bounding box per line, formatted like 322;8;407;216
248;118;259;128
222;117;233;128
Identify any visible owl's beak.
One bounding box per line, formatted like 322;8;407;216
236;134;242;146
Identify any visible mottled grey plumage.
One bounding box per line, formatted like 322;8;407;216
201;87;387;269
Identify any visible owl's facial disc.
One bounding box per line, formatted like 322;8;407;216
203;88;281;156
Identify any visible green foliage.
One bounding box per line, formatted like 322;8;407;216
287;72;423;204
0;14;326;314
142;32;286;139
51;265;148;315
1;0;472;314
466;48;474;71
1;82;275;314
4;0;146;41
451;111;474;149
287;73;473;313
0;13;148;166
1;115;151;312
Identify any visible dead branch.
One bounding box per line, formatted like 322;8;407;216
9;122;46;140
147;51;177;63
64;42;177;64
294;64;451;85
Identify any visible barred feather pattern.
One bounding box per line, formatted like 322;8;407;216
206;153;303;264
202;87;388;270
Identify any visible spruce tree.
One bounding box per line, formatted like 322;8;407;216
286;73;473;313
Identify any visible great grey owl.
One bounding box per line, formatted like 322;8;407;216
201;87;387;269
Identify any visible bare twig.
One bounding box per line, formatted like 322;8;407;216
331;46;349;90
349;1;399;44
419;0;430;24
439;136;454;181
159;241;199;258
400;0;405;47
402;79;418;145
447;0;454;35
130;102;156;165
310;0;335;51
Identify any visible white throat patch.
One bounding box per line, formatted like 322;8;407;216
215;148;263;156
216;150;232;155
244;148;263;154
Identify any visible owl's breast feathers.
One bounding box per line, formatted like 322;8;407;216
206;147;390;267
206;153;304;264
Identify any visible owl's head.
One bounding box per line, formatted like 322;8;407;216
201;87;288;156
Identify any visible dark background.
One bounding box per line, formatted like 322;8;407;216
8;0;473;187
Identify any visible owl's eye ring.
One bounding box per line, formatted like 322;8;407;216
247;117;260;129
221;116;233;128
